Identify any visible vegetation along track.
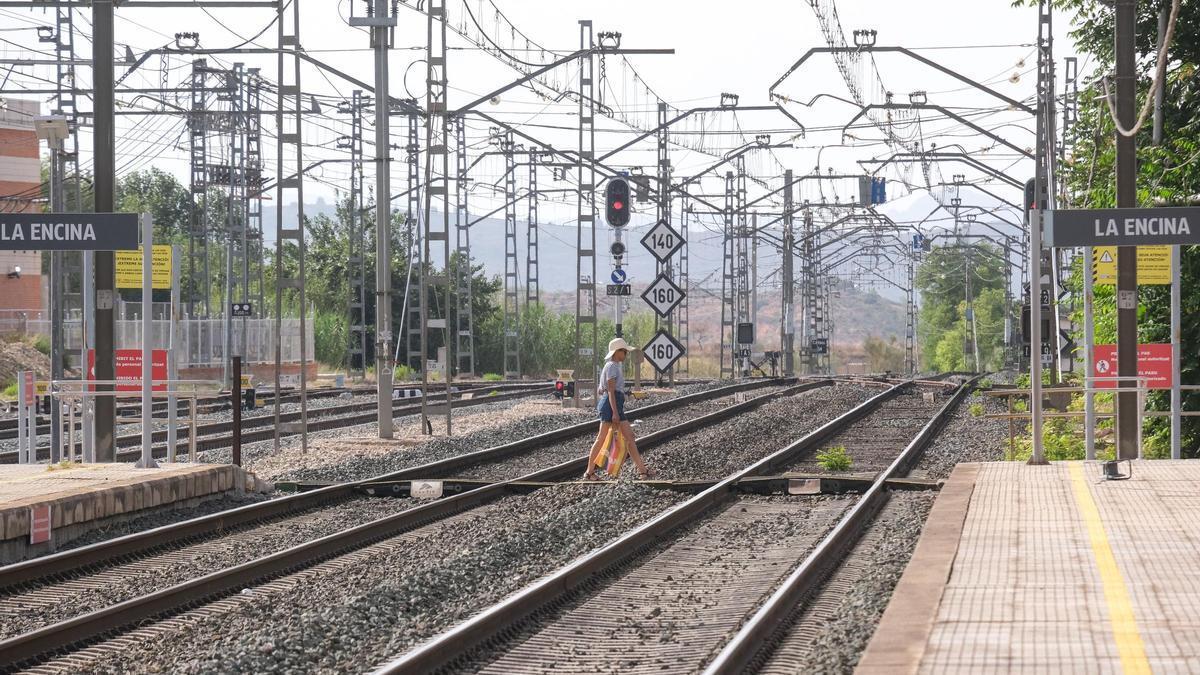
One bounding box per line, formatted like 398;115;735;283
373;376;974;674
0;381;551;464
0;377;805;671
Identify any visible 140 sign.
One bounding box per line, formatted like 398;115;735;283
642;329;685;373
640;219;684;263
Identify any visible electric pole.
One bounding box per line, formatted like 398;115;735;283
92;0;116;462
1114;0;1138;459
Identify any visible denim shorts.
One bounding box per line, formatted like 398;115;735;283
597;391;626;422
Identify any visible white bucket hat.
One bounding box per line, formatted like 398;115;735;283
604;337;631;360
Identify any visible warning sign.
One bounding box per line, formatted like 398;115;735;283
116;245;172;289
88;349;168;392
1092;343;1173;389
1092;246;1171;285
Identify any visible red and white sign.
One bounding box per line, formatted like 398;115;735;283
87;349;168;392
22;371;34;406
29;504;51;545
1093;344;1173;389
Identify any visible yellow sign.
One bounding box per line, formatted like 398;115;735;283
34;381;48;396
1092;246;1171;285
116;245;173;289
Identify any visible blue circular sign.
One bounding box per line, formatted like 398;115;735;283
610;268;627;284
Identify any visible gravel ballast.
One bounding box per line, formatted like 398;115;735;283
647;383;878;481
756;491;936;675
459;494;854;675
912;389;1010;479
37;483;684;674
0;496;422;641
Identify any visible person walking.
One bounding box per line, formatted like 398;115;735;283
583;337;654;480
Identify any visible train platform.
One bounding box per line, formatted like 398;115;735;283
859;460;1200;675
0;461;269;563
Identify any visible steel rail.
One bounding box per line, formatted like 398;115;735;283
0;383;553;464
701;375;980;674
0;378;786;592
0;378;813;669
371;381;908;675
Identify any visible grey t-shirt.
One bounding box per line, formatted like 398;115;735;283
597;359;625;398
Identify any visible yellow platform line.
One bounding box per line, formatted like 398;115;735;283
1068;462;1152;675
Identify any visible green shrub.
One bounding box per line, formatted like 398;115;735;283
816;446;853;472
1;381;15;399
32;334;50;355
482;373;503;382
393;364;415;381
969;402;985;417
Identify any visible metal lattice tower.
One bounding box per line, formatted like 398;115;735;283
781;170;795;376
801;208;822;374
574;20;599;392
273;0;308;451
678;200;690;375
224;63;249;379
453;115;475;377
905;255;916;374
421;0;453;432
52;3;80;212
720;171;735;379
655;101;674;382
346;89;368;378
405;107;423;374
526;147;540;307
245;68;265;319
502;131;521;379
188;59;211;319
734;156;751;377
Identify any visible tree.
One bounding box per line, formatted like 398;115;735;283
864;335;905;373
915;244;1009;371
1018;0;1200;456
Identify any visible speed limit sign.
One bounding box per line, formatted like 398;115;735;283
642;329;685;373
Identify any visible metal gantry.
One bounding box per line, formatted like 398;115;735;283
678;200;690;375
453;115;475;377
405;105;423;375
526;146;540;307
720;171;736;379
421;0;453;433
273;0;308;451
575;20;599;394
346;89;368;379
502;131;521;379
188;59;211;320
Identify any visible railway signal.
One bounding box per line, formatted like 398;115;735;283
605;178;631;227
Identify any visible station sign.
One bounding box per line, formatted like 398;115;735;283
231;302;254;317
0;213;140;251
640;219;684;263
1091;246;1171;285
809;338;829;355
1092;343;1173;389
641;273;684;318
1043;207;1200;247
642;329;684;373
116;245;173;289
87;348;168;392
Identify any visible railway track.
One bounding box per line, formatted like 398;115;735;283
0;382;552;464
0;377;802;672
0;380;545;443
374;376;976;674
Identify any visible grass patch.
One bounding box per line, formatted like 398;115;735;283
482;373;503;382
816;445;853;472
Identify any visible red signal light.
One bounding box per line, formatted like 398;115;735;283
613;200;624;210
